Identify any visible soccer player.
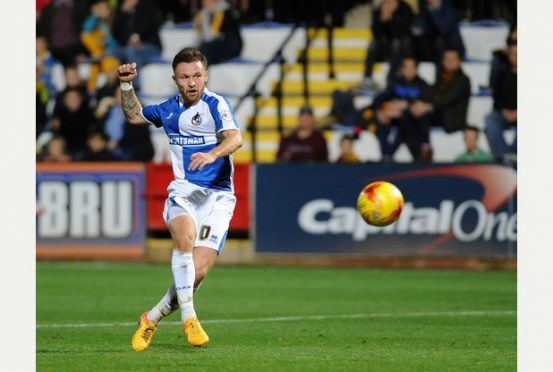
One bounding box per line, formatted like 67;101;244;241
118;47;243;350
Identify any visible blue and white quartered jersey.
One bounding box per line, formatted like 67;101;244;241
141;89;239;192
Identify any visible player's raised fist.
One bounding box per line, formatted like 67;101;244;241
118;63;138;82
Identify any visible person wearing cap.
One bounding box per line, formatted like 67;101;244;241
276;105;329;163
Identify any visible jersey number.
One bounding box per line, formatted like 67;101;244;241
199;225;211;240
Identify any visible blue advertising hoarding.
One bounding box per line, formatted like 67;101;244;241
36;163;146;258
254;163;517;257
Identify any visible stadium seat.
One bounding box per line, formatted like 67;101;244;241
139;63;177;98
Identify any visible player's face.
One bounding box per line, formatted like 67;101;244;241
173;61;208;105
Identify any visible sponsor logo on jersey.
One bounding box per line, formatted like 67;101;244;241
191;112;202;126
169;135;206;145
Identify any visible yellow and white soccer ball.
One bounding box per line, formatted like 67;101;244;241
357;181;404;226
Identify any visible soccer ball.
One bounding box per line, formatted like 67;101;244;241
357;181;404;226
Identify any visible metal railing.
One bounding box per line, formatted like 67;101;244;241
233;18;336;163
233;24;300;163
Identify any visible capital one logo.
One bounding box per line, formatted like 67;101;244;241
298;199;517;243
298;164;517;249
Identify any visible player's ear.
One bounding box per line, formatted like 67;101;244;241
205;70;208;83
172;74;177;85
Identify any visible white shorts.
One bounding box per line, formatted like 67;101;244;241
162;180;236;253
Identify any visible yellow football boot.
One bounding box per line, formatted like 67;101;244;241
131;312;157;351
183;317;209;347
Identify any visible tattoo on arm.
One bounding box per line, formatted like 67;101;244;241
121;89;142;122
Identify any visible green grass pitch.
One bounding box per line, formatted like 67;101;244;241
37;262;516;371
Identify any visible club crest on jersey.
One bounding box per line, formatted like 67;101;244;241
220;110;232;122
191;112;202;126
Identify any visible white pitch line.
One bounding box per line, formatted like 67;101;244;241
36;310;516;329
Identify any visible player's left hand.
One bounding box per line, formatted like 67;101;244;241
189;152;217;171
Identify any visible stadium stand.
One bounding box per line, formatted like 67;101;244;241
38;1;513;164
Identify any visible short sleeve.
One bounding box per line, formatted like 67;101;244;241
213;98;240;132
141;105;163;128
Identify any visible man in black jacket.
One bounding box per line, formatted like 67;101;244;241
361;0;414;90
36;0;89;66
411;0;465;69
410;49;471;133
111;0;163;72
485;44;517;161
373;56;433;161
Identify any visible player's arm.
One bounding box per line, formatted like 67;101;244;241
188;129;243;171
118;63;147;125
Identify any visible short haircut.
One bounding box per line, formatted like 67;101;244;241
172;47;208;70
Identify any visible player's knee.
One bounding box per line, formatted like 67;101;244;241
173;232;195;252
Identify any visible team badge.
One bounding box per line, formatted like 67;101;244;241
191;112;202;126
220;110;232;123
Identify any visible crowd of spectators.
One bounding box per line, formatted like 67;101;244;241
290;0;516;165
36;0;244;163
36;0;516;164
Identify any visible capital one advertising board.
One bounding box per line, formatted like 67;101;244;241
254;163;517;257
36;163;146;256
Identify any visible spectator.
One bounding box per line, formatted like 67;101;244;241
489;23;516;90
36;67;51;138
410;49;470;133
51;87;98;157
36;36;59;101
40;135;73;163
411;0;465;68
36;0;89;66
335;134;360;163
159;0;196;24
95;57;121;101
455;126;494;162
194;0;243;65
80;0;120;93
52;64;90;112
361;0;414;90
36;36;58;137
111;0;163;73
80;131;117;161
95;86;155;161
485;43;516;161
373;56;433;161
276;105;328;162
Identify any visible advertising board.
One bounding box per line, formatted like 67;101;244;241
36;163;146;258
254;163;517;257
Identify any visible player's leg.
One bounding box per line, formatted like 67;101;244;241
167;214;210;347
143;238;223;326
132;197;203;351
131;213;198;351
145;282;178;324
193;246;219;290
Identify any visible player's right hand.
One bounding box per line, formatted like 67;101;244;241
118;63;138;82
